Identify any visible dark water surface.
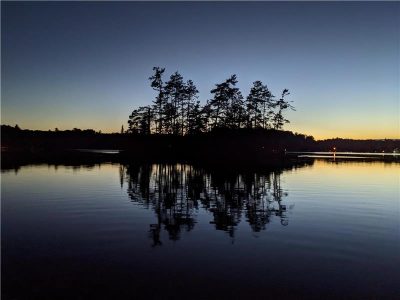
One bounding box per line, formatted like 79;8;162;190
2;159;399;299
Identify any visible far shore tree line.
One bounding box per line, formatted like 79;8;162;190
127;67;295;135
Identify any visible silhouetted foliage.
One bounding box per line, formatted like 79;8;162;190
149;67;166;134
208;74;244;129
246;81;275;129
184;79;200;134
273;89;295;129
128;106;152;134
127;67;296;135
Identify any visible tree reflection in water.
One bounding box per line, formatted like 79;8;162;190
120;161;312;246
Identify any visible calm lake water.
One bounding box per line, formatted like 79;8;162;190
2;159;399;299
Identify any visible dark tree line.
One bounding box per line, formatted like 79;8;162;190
128;67;295;135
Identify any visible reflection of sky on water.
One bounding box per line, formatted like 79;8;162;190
2;159;399;299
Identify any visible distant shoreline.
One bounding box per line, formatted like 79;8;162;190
2;124;400;170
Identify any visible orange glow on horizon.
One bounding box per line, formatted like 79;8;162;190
2;121;399;140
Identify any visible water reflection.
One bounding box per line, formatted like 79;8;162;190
2;158;399;299
121;161;313;245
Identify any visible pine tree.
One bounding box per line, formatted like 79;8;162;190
225;90;245;129
128;106;153;134
184;80;199;135
246;81;272;128
187;101;207;134
272;89;295;130
128;109;141;133
164;72;185;135
209;75;241;129
149;67;166;134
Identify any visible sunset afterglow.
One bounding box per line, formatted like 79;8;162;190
2;2;399;139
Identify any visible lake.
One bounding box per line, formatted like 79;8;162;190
2;158;399;299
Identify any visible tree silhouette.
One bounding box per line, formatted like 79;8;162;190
272;89;295;130
187;101;207;134
184;79;199;135
225;88;245;129
128;106;153;134
246;81;274;129
128;109;140;133
149;67;166;134
164;72;185;135
128;68;295;135
209;74;241;129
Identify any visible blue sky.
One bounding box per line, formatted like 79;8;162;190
2;2;399;139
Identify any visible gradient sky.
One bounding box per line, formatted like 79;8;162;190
2;1;399;139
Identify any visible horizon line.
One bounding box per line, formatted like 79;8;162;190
2;123;399;141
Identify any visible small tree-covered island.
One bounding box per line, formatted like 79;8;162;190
128;67;294;135
2;67;400;164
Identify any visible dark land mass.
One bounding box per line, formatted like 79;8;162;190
2;125;399;168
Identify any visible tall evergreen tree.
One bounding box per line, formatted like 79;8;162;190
272;89;295;130
246;81;273;128
183;80;199;135
128;108;140;133
165;72;185;135
162;102;177;135
187;101;207;134
149;67;165;134
225;90;245;129
128;106;153;134
209;75;241;129
263;88;275;129
202;101;213;132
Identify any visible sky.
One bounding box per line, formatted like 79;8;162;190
2;1;399;140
